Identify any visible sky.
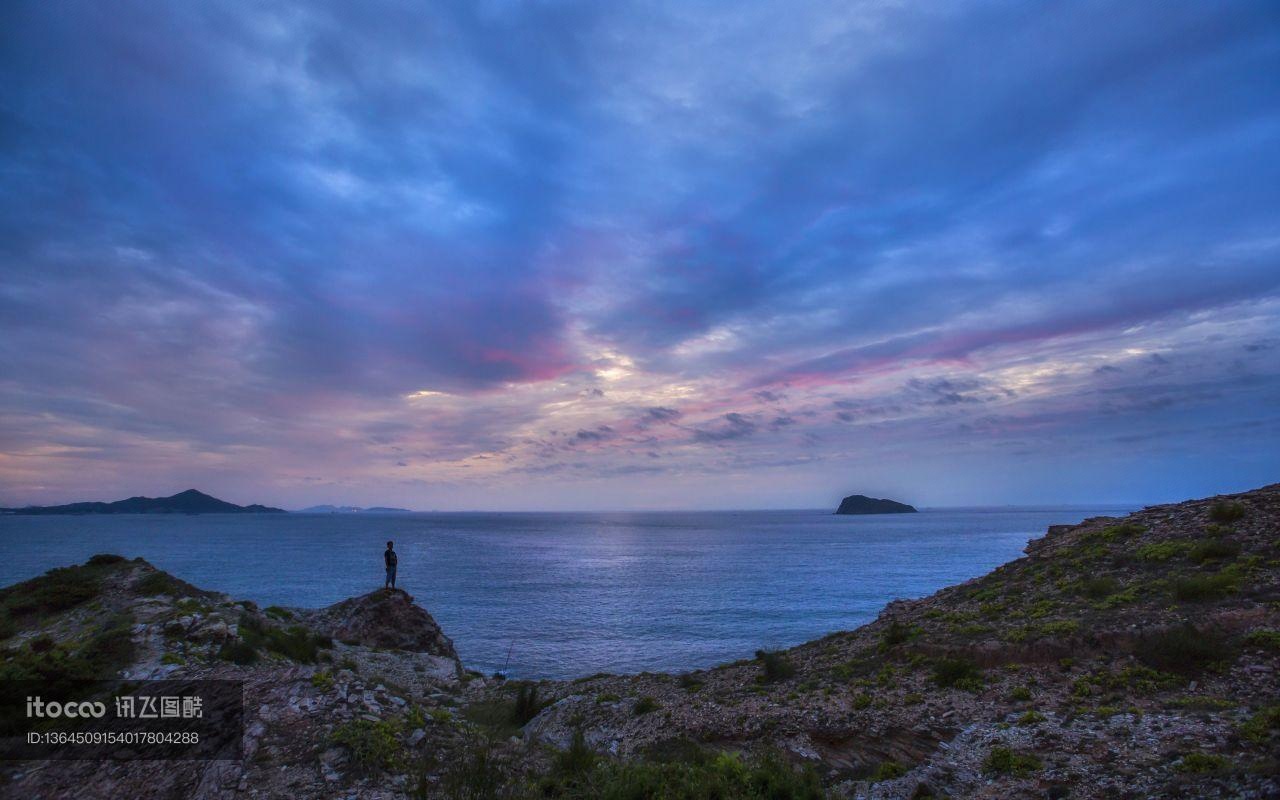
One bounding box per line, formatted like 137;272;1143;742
1;1;1278;511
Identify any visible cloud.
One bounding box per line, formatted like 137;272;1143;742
0;0;1277;508
693;413;758;443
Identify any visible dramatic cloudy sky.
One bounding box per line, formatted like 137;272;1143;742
1;1;1278;510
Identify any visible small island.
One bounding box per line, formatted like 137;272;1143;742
835;493;918;515
2;488;286;515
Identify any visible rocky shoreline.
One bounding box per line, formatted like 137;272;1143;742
1;485;1278;798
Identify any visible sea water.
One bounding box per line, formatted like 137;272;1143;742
0;507;1132;679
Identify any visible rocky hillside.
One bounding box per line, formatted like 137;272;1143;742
1;485;1278;799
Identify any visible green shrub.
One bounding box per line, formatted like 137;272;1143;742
679;673;704;692
554;728;598;777
982;746;1041;777
880;621;920;649
0;614;135;735
1171;569;1240;602
264;605;293;620
1137;541;1191;562
330;718;401;774
1188;539;1239;563
0;564;104;618
235;615;329;663
133;572;183;597
1017;710;1045;726
217;640;258;665
310;670;334;691
86;554;126;566
1037;619;1079;637
1008;686;1033;702
1208;501;1245;524
1176;752;1231;773
633;696;660;716
1080;576;1119;599
513;682;548;725
1096;587;1139;609
931;658;983;691
851;693;872;710
755;650;796;683
871;760;906;781
1098;523;1145;540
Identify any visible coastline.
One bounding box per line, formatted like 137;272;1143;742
1;485;1277;798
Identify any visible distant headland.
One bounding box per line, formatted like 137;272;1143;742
296;505;415;514
835;494;918;515
0;488;286;515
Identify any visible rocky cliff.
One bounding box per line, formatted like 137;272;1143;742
1;484;1278;799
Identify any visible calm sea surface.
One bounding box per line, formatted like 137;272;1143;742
0;507;1133;679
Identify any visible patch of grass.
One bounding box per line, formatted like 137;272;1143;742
133;572;184;597
1240;706;1280;744
851;693;873;710
982;746;1041;777
1037;619;1079;637
1188;539;1240;564
1017;710;1046;726
1208;501;1246;524
217;640;258;665
438;736;508;799
871;760;906;781
1080;576;1119;599
0;562;106;620
1137;541;1192;562
633;696;660;716
596;693;620;704
310;670;334;691
330;718;402;775
755;649;796;683
1176;752;1231;773
1171;568;1241;602
1008;686;1033;702
86;554;126;566
535;746;823;800
0;614;135;735
1166;696;1234;711
1098;523;1145;540
1243;630;1280;651
678;673;704;692
554;729;598;777
264;605;293;621
931;657;983;692
1095;587;1139;609
236;615;330;663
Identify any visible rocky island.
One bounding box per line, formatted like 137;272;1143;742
836;495;918;515
1;485;1278;798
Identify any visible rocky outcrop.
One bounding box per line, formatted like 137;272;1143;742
302;589;459;660
835;494;918;514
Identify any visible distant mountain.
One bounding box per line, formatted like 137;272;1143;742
2;489;286;515
297;505;415;514
835;494;918;515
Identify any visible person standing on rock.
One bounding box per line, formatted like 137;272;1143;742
384;540;398;589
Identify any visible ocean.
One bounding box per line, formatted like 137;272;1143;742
0;507;1133;679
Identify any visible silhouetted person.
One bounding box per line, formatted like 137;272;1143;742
384;540;397;589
